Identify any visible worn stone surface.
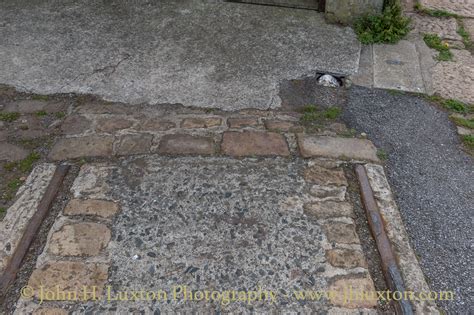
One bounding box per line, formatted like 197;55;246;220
222;131;290;157
431;49;474;104
373;40;425;93
0;164;56;273
464;18;474;40
56;156;332;313
70;165;114;200
33;308;68;315
138;119;176;131
323;222;359;244
181;117;222;128
115;134;153;156
61;115;91;135
64;199;119;218
310;185;347;201
304;165;348;186
0;142;29;161
457;126;474;136
158;134;215;155
48;223;111;257
351;45;374;88
326;249;368;269
48;136;114;160
0;1;360;110
264;119;295;131
409;14;462;41
304;201;354;219
95;117;133;133
328;276;377;308
420;0;474;17
298;135;379;162
227;117;260;128
27;262;109;299
4;100;64;113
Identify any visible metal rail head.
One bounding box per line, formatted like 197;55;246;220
355;164;414;315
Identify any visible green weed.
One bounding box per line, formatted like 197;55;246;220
0;112;20;122
355;3;410;44
423;34;453;61
450;116;474;129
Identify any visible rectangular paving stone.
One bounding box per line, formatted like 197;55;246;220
27;262;109;300
64;199;119;218
115;134;153;156
48;136;114;160
373;40;425;93
298;135;379;162
48;222;111;256
181;117;222;128
304;165;348;186
138;119;176;131
158;134;215;155
323;222;360;244
326;249;368;269
264;119;296;132
222;131;290;157
304;201;354;219
227;117;260;128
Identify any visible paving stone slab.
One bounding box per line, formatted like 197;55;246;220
222;131;290;157
48;136;114;160
373;40;426;93
27;261;109;300
298;135;380;162
158;134;216;155
0;142;29;161
47;222;111;257
420;0;474;18
64;199;119;218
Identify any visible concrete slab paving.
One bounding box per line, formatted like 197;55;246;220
373;40;426;93
0;0;361;111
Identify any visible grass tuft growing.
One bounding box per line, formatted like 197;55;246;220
423;34;453;61
0;112;20;122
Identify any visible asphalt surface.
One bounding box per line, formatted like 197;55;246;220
342;86;474;313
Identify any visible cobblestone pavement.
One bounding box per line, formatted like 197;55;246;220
0;89;409;314
14;157;381;314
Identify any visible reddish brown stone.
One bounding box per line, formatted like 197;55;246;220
323;222;360;244
48;223;111;256
115;134;153;156
326;249;368;269
221;131;290;157
96;117;133;133
227;117;260;128
264;120;295;132
329;276;377;308
158;134;215;155
48;136;114;160
61;115;92;135
64;199;119;218
181;117;222;128
304;165;348;186
304;201;354;219
139;119;176;131
28;262;109;300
